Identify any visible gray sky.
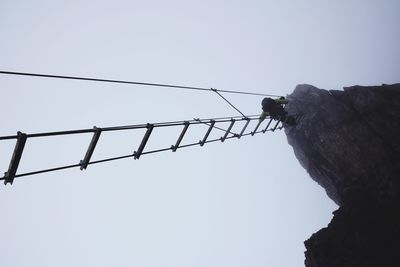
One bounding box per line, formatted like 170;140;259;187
1;1;399;266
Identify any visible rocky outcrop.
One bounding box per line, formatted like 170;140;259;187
284;84;400;267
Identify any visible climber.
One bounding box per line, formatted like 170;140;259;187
259;96;295;125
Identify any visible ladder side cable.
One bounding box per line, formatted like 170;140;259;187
0;115;257;140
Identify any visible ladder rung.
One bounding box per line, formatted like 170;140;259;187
238;119;250;139
134;124;154;159
251;120;262;136
272;120;280;131
172;122;190;152
221;119;236;142
263;118;273;133
200;120;215;146
4;132;27;185
80;127;102;170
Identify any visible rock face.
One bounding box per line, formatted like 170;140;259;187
284;84;400;267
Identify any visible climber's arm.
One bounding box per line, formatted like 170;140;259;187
259;111;269;122
274;97;288;105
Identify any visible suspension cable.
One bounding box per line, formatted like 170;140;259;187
0;70;281;97
211;88;247;117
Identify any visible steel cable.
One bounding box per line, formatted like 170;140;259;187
0;70;281;97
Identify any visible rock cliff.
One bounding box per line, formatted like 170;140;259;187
284;84;400;267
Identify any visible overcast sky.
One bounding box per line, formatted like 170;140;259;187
1;1;399;266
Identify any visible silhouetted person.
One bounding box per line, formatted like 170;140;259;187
259;97;295;125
